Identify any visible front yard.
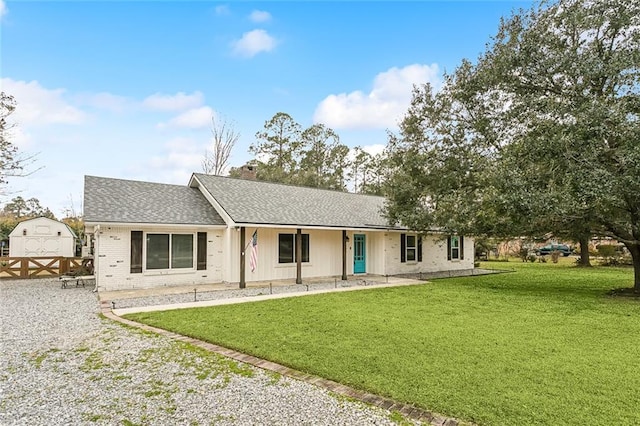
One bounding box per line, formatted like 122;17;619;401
125;262;640;425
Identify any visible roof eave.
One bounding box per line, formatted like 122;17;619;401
84;220;227;228
230;222;408;232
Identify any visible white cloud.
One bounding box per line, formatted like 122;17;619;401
0;0;7;18
1;78;87;126
362;143;386;156
146;137;206;183
149;150;202;172
232;29;277;58
346;143;386;162
77;92;131;112
143;91;204;111
158;106;214;129
7;127;32;149
249;10;271;23
313;64;442;130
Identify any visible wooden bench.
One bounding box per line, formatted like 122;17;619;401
60;275;95;289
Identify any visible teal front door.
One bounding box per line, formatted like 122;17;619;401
353;234;366;274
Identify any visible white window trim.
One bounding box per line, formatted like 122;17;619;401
405;233;418;263
450;235;461;261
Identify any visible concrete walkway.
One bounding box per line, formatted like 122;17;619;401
103;269;502;316
100;273;403;301
111;278;425;315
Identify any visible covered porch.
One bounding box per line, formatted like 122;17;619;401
231;226;389;288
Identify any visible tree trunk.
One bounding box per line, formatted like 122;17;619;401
627;243;640;293
577;236;591;267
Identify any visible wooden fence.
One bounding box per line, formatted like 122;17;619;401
0;257;83;279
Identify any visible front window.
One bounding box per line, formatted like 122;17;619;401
406;234;417;261
171;234;194;268
450;236;460;260
146;233;193;270
278;233;309;263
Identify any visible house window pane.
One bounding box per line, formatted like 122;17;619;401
451;236;460;260
406;235;416;261
279;234;294;263
172;234;193;269
147;234;169;270
279;233;309;263
407;248;416;261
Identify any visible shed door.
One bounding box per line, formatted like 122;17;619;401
24;237;60;256
353;234;366;274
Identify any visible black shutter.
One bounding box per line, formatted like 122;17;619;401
400;233;406;263
460;236;464;260
302;234;310;263
197;232;207;270
130;231;142;273
447;236;452;261
418;236;423;262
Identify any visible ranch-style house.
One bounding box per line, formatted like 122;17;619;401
83;174;474;292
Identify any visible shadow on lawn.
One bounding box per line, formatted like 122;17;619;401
607;287;640;298
431;266;637;302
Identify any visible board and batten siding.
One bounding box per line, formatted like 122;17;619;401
227;228;349;283
92;225;223;291
384;233;475;276
361;231;386;275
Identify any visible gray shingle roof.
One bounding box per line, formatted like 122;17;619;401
84;176;225;226
192;173;400;229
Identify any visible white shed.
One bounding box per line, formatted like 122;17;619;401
9;217;77;257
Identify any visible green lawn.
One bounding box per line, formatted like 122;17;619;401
125;262;640;425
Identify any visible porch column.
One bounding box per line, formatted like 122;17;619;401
296;228;302;284
342;230;347;280
239;226;246;289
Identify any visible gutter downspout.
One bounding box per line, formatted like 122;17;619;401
93;225;100;292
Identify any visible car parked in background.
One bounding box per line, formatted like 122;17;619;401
536;244;572;256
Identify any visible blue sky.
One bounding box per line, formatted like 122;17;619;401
1;0;533;216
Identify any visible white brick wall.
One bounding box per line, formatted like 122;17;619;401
384;233;475;276
94;225;224;291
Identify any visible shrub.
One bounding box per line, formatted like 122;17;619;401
528;254;537;263
596;244;630;267
596;245;617;258
519;247;529;262
551;251;561;263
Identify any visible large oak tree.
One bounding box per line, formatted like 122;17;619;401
385;0;640;290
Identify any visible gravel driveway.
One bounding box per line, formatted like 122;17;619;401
0;279;405;425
